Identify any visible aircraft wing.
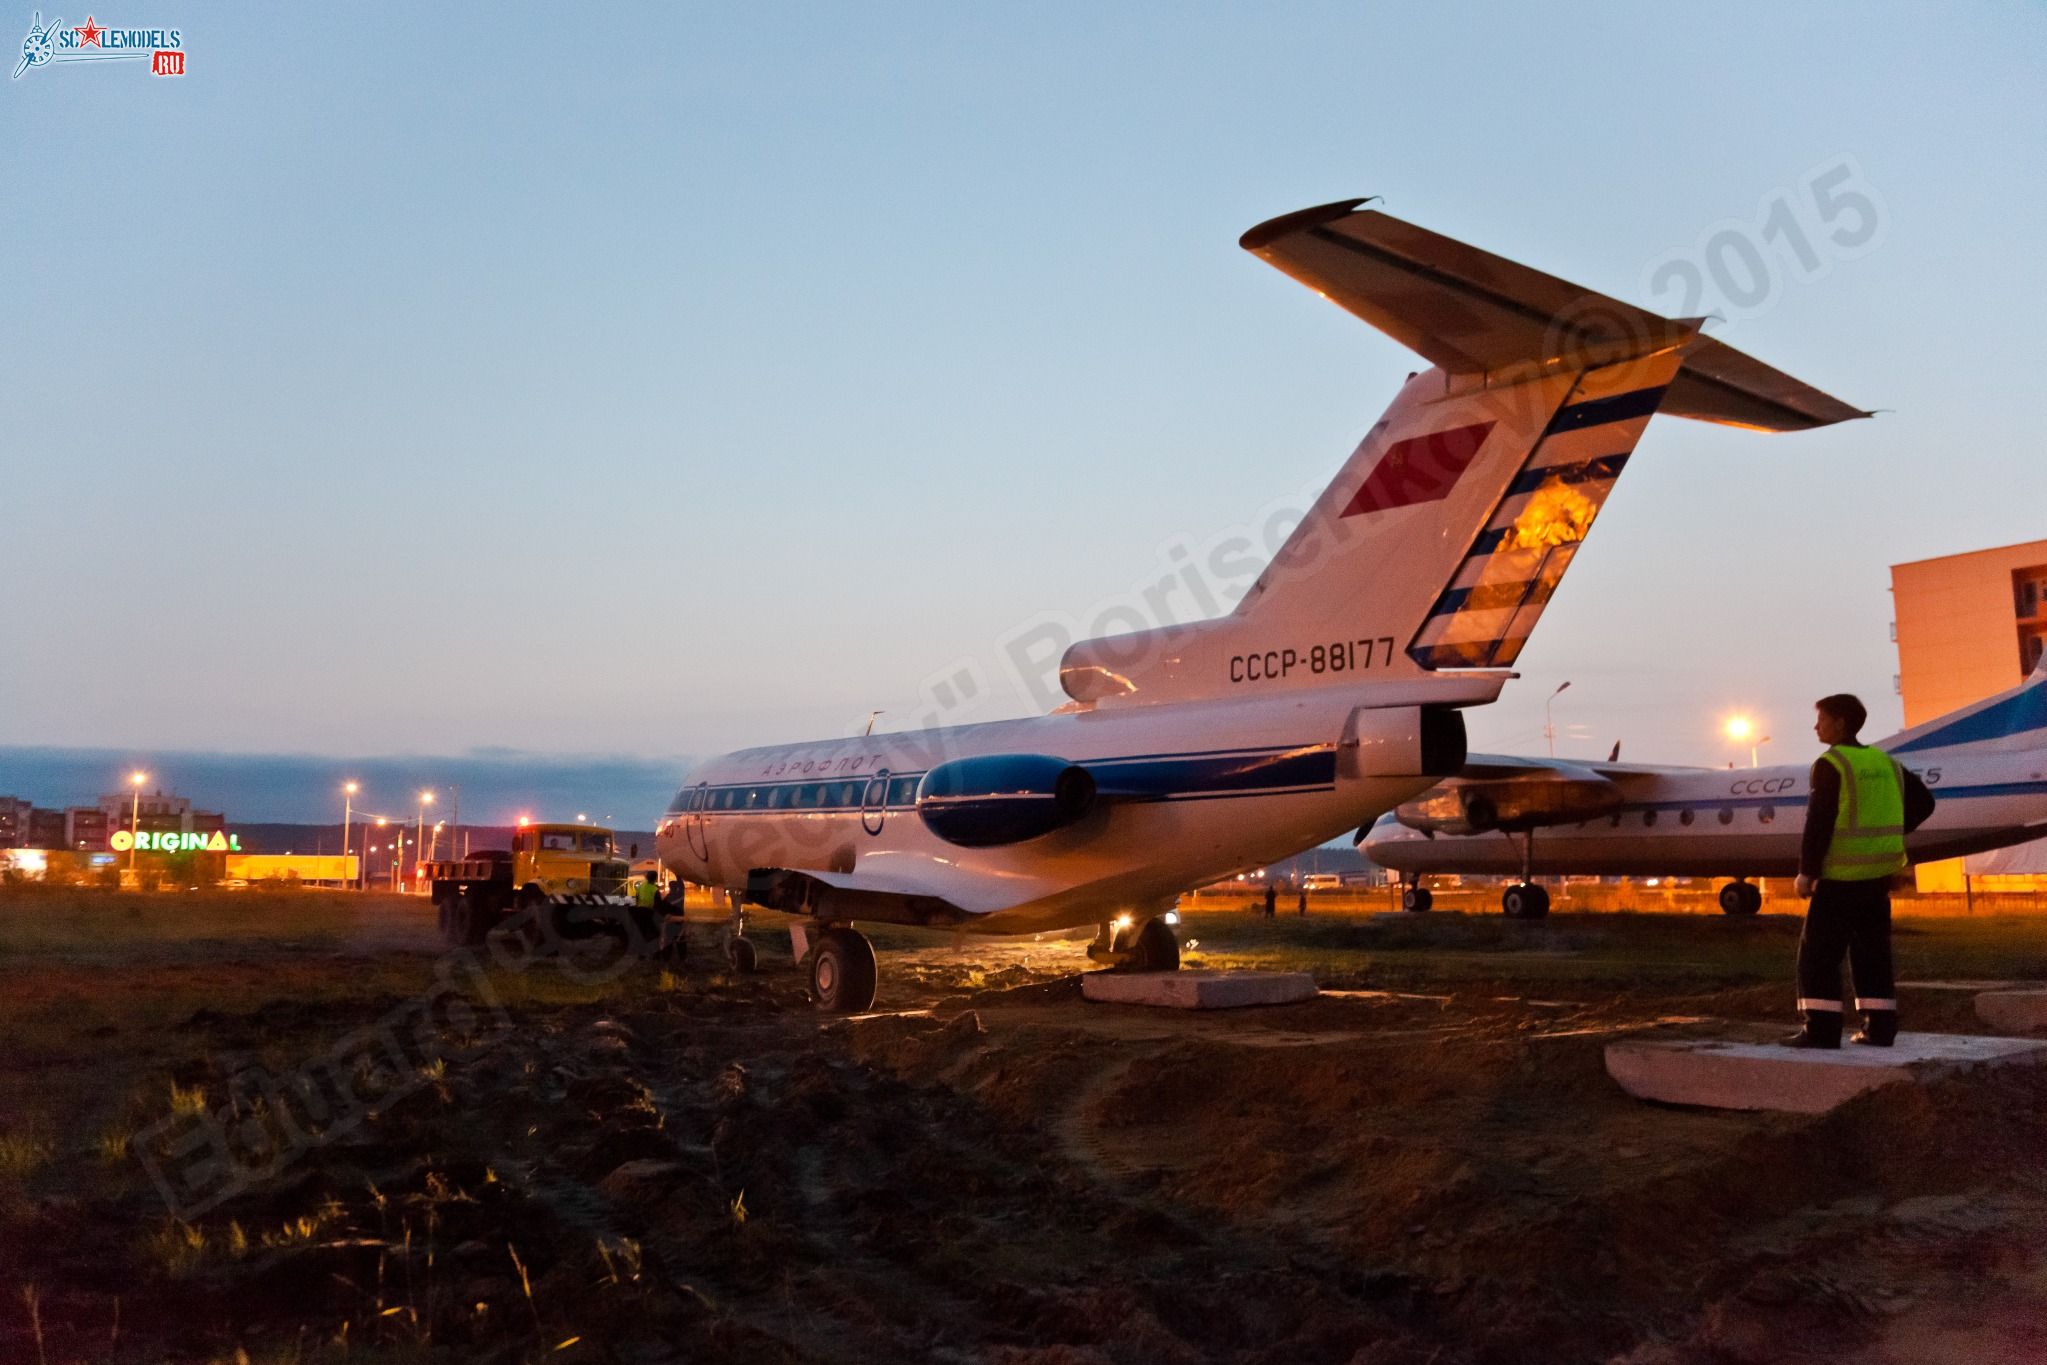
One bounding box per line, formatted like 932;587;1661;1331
1388;752;1710;837
742;854;1076;926
1458;752;1708;785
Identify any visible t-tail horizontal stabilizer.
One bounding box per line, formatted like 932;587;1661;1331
1058;201;1868;708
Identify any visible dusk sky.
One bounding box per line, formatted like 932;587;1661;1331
8;4;2045;811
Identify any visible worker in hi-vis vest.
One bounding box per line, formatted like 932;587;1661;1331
1787;693;1935;1049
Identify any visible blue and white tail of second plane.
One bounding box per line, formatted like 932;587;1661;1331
654;199;1866;1006
1365;658;2047;902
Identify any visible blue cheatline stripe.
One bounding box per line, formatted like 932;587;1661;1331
1543;386;1668;436
1092;747;1337;802
1891;682;2047;754
666;744;1340;814
1504;451;1630;497
1919;779;2047;800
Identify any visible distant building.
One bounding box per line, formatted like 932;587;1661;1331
1893;537;2047;888
96;790;223;839
0;790;228;852
0;797;30;849
28;809;65;848
64;807;111;852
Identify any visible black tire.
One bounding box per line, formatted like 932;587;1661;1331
1403;886;1433;913
1126;917;1181;973
810;928;877;1013
447;893;492;947
1503;884;1549;920
728;937;758;974
1721;882;1762;917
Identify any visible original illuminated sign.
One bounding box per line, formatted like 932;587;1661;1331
109;830;242;853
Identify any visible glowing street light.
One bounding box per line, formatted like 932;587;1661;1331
127;770;148;872
1725;716;1770;768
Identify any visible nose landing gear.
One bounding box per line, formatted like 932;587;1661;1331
1502;830;1550;920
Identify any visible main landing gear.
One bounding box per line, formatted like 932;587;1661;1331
1401;883;1433;913
1087;913;1182;972
1501;831;1550;920
1718;880;1763;916
807;924;878;1013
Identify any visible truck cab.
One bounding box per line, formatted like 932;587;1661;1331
512;822;630;897
425;820;647;947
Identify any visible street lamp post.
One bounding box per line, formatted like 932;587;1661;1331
127;770;148;873
415;791;435;892
1545;681;1572;757
342;781;359;887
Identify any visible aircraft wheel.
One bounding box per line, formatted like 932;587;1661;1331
1503;884;1549;920
810;927;877;1013
1126;918;1181;973
1402;886;1433;913
727;937;758;974
1720;881;1762;917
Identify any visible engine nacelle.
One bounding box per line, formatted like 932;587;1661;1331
1396;773;1622;836
1342;705;1469;780
916;754;1098;848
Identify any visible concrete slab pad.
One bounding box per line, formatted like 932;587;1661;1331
1605;1033;2047;1114
1081;969;1318;1010
1976;990;2047;1033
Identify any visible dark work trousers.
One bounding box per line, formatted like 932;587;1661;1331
1796;878;1898;1042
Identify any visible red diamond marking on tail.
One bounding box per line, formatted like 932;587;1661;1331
1339;421;1495;517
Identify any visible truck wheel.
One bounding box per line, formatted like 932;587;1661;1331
810;928;877;1013
447;893;491;947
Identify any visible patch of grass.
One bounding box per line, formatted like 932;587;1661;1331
0;1130;54;1180
144;1220;208;1277
167;1080;209;1116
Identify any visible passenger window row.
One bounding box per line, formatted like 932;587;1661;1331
682;775;923;813
1608;805;1774;827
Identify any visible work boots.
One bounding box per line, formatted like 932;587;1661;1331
1781;1010;1844;1049
1852;1010;1898;1047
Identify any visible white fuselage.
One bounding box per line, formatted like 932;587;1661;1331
655;687;1449;934
1365;747;2047;879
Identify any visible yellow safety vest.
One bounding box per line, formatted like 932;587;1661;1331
635;879;660;908
1819;745;1907;881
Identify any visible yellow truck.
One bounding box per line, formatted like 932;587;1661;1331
424;821;662;948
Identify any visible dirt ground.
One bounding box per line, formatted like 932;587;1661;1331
4;888;2047;1364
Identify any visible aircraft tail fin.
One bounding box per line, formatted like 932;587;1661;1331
1884;655;2047;757
1057;202;1866;708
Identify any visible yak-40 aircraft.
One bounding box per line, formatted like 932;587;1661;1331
1365;657;2047;918
656;198;1867;1011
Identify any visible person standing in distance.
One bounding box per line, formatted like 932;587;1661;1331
1787;693;1935;1049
